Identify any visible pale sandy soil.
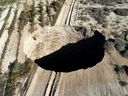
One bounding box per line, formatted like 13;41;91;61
0;4;17;59
0;6;10;30
25;67;51;96
24;26;82;60
0;31;8;58
1;29;19;72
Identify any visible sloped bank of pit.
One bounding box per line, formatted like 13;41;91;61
24;26;84;60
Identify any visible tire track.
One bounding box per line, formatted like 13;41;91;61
0;7;11;38
49;72;61;96
20;64;38;96
65;0;76;25
43;71;52;96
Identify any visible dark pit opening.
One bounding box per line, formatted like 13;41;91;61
35;31;106;72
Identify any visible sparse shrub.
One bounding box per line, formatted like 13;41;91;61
38;3;45;27
50;1;60;12
105;38;115;52
18;11;29;32
114;64;128;77
114;9;128;16
28;5;36;23
119;81;128;86
121;65;128;76
114;64;122;73
0;8;2;12
115;38;128;58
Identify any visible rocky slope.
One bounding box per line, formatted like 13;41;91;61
0;0;128;96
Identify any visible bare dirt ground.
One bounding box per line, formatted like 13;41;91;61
0;0;128;96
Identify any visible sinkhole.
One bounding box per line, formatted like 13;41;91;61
35;31;106;72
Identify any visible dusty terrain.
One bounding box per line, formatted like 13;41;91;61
0;0;128;96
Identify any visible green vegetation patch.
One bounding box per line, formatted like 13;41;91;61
6;0;17;5
0;0;17;6
5;59;33;96
0;73;8;96
29;4;36;33
37;0;66;26
38;2;45;27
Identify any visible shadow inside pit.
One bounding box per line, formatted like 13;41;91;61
35;31;106;72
